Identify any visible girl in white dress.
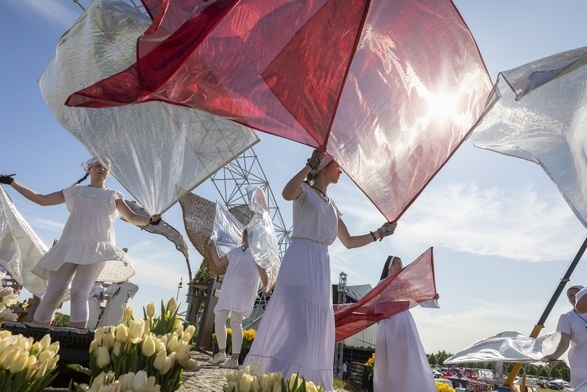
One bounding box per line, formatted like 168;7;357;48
544;284;587;388
208;229;268;369
243;149;397;391
374;256;438;392
0;158;161;328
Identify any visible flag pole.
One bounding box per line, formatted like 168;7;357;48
504;234;587;388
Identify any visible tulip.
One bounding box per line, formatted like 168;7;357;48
306;382;318;392
39;334;52;351
175;344;191;366
146;375;161;392
239;373;253;392
129;320;145;343
9;349;28;374
288;374;301;391
0;347;18;370
89;339;98;354
0;287;13;297
47;341;60;353
123;306;134;323
0;307;18;322
112;341;123;357
146;302;156;318
272;382;282;392
96;346;111;368
142;334;157;358
159;355;173;375
33;360;49;380
166;335;179;353
251;377;260;392
115;324;128;343
226;381;239;392
133;370;148;392
167;297;178;313
153;349;167;371
182;324;196;342
260;374;271;391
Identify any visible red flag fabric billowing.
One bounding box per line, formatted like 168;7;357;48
67;0;491;221
334;248;436;342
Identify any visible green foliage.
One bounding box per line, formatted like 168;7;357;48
53;312;70;326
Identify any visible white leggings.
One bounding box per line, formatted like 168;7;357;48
34;262;106;324
214;309;246;354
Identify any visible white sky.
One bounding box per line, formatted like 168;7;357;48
1;0;587;361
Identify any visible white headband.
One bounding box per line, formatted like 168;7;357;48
388;256;396;271
569;284;585;291
81;158;98;173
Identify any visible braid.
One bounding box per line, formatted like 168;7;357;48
72;173;89;186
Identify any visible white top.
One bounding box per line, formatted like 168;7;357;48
32;185;134;282
291;183;341;244
556;309;587;387
215;247;260;317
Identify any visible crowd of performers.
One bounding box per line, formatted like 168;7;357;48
2;149;587;392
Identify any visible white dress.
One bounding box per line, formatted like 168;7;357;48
215;247;260;317
32;185;134;282
374;310;437;392
244;183;341;391
87;282;105;330
556;310;587;388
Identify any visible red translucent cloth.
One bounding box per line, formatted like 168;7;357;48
333;247;436;342
67;0;491;221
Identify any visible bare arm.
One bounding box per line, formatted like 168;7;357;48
282;165;312;201
115;198;161;227
8;179;65;206
337;219;398;249
544;332;571;361
209;241;229;269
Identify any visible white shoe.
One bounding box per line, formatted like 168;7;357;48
208;352;226;365
219;358;240;369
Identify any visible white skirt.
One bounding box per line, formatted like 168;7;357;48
244;238;335;391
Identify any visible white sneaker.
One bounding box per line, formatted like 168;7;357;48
219;358;240;369
208;352;226;365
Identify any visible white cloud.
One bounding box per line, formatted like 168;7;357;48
6;0;80;29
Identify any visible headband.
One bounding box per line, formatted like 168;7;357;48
81;158;98;173
569;284;585;291
388;256;396;271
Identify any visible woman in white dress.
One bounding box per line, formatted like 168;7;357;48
544;284;587;388
243;149;397;391
208;229;268;369
0;158;161;328
374;256;438;392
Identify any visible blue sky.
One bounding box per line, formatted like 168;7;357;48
1;0;587;359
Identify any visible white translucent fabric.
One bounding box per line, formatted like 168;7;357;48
210;187;281;289
0;186;48;296
468;46;587;227
444;330;560;364
210;202;245;257
38;0;258;215
245;187;280;290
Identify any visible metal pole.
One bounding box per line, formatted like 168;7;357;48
504;235;587;388
335;272;347;379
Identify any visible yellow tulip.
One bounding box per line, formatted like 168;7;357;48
166;335;179;353
113;341;123;357
2;293;19;306
160;355;173;375
226;381;238;392
146;302;156;318
251;377;260;392
239;373;253;392
124;305;134;323
167;297;178;313
260;374;271;391
176;344;191;366
182;325;196;342
96;346;111;368
142;334;157;358
115;324;129;343
272;381;282;392
33;360;48;380
306;382;318;392
153;349;167;371
9;349;28;374
129;320;146;343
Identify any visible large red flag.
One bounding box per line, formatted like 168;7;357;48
334;248;436;342
67;0;491;221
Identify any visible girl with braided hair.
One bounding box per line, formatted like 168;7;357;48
0;158;161;328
